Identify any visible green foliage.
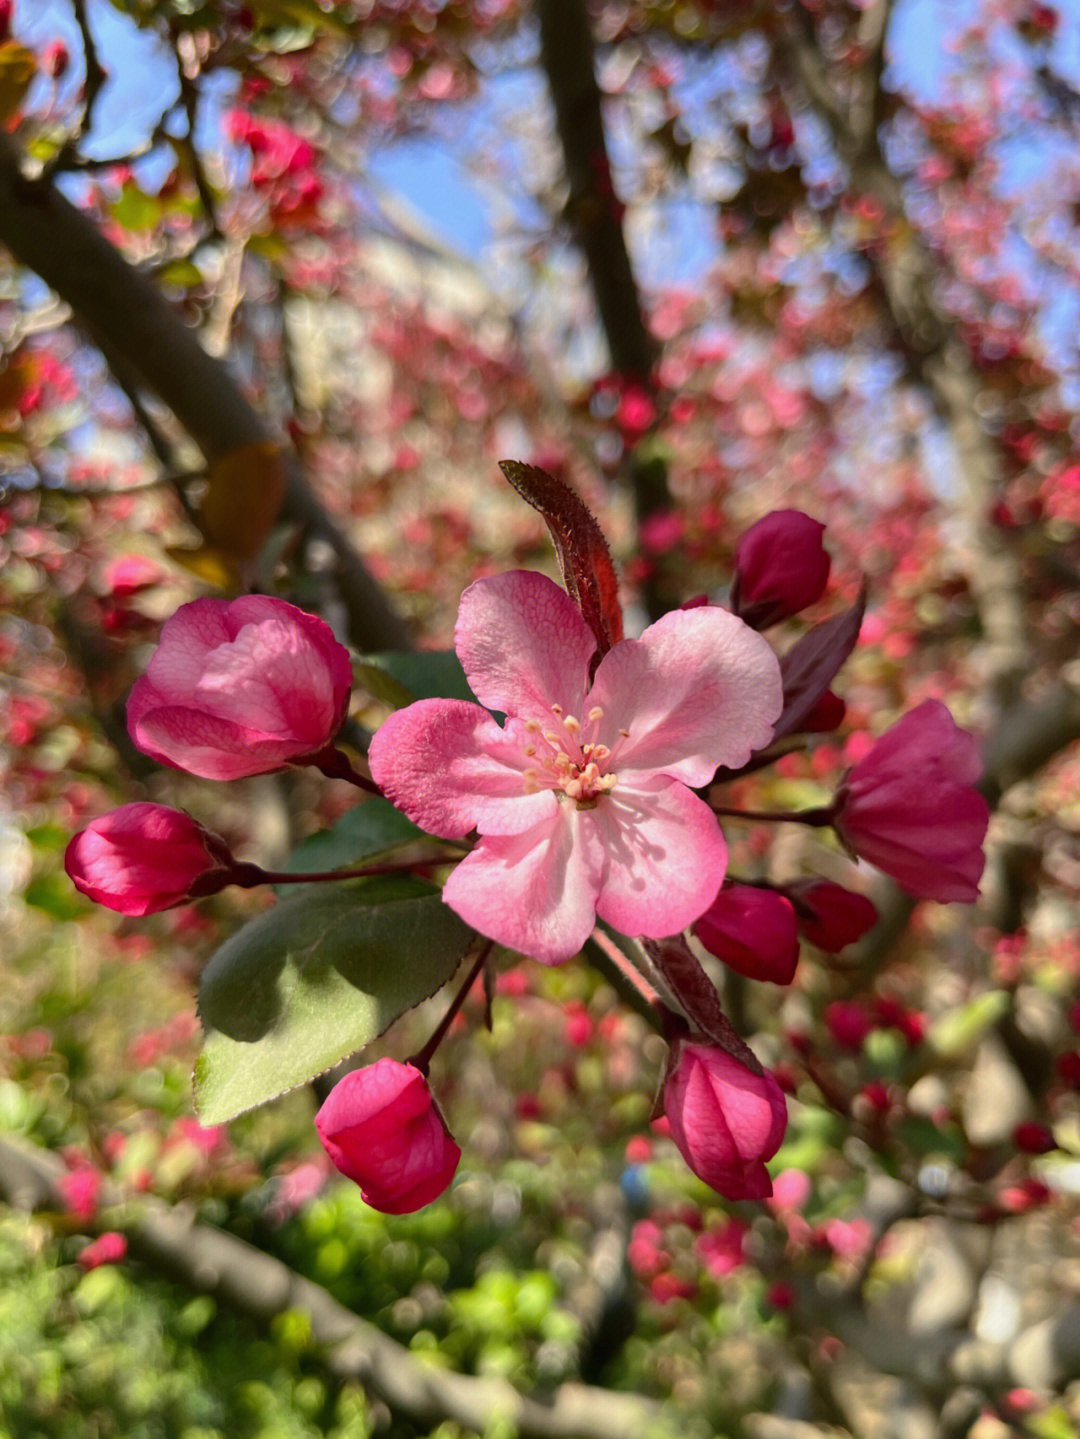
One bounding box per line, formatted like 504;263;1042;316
195;879;473;1123
282;797;424;877
0;1212;373;1439
359;651;478;707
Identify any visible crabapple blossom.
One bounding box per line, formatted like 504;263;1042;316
663;1039;788;1201
369;570;783;964
833;700;990;902
731;510;831;629
128;595;352;780
694;884;800;985
65;803;235;915
315;1059;460;1214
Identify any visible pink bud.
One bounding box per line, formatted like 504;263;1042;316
65;803;234;915
128;596;353;780
315;1059;460;1215
694;885;799;985
833;700;990;902
1013;1121;1056;1154
663;1040;787;1201
78;1232;128;1270
732;510;830;629
43;38;69;78
824;1000;874;1051
100;553;163;598
785;878;878;952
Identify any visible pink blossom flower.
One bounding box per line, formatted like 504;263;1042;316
369;571;782;964
315;1059;460;1214
663;1040;787;1201
128;596;352;780
694;884;800;985
833;700;990;902
65;803;234;915
732;510;830;629
785;878;878;952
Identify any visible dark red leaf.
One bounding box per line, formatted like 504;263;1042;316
644;935;764;1076
499;461;623;658
772;583;867;742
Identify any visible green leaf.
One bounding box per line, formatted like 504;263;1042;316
23;871;88;921
195;880;472;1124
283;797;423;876
927;990;1010;1057
158;259;204;289
111;182;162;233
361;650;478;707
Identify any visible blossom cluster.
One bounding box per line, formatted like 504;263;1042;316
66;499;990;1216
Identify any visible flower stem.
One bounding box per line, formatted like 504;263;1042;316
709;804;834;827
411;940;493;1075
298;744;382;794
228;857;458;888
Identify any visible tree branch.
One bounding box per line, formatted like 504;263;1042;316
0;1135;673;1439
778;14;1027;703
0;133;410;652
535;0;676;616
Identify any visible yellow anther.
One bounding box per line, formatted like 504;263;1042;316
588;706;604;722
524;744;537;757
564;778;583;800
543;732;562;747
563;715;580;734
592;744;610;761
525;719;541;733
618;727;630;739
551;703;564;715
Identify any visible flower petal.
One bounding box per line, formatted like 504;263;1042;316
587;605;783;785
442;807;603;964
369;700;558;840
454;571;595;726
127;701;309;779
592;778;728;938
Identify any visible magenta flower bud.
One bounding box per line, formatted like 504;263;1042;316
785;878;878;952
833;700;990;902
315;1059;461;1215
128;596;353;781
65;803;235;916
694;885;799;985
663;1040;788;1201
731;510;831;629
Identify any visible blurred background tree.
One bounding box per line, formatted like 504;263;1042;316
5;0;1080;1436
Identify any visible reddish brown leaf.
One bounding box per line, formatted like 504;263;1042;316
645;935;764;1076
499;461;623;658
772;583;867;742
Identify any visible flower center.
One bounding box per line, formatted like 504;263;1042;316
521;705;623;810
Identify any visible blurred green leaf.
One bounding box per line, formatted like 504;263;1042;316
111;182;162;233
195;879;472;1123
23;872;88;921
928;990;1010;1057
